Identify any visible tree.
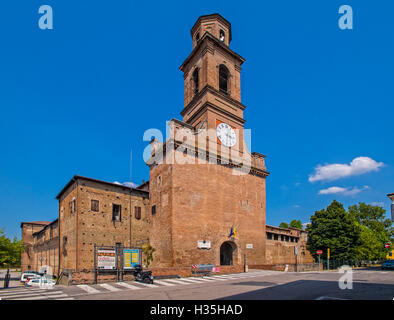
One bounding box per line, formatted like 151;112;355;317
142;243;155;268
348;202;393;259
306;200;362;261
279;222;289;228
289;219;303;229
354;223;386;260
0;229;24;267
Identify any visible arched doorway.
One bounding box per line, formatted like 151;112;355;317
220;241;236;266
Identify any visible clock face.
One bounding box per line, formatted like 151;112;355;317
216;122;237;147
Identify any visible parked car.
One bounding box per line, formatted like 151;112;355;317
381;260;394;270
25;277;56;287
20;271;41;283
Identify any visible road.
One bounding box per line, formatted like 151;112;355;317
0;268;393;300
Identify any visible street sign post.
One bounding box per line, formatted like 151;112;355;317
294;246;298;272
316;250;322;271
327;248;330;270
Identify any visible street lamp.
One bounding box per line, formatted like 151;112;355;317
387;193;394;222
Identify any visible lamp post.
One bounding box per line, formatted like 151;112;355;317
387;193;394;222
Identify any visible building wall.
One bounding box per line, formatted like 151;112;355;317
265;226;314;265
21;223;49;272
58;183;78;271
149;147;267;268
75;180;150;271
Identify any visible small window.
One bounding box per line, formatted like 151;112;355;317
91;200;99;212
196;32;200;42
192;68;199;95
112;204;121;221
219;29;225;42
219;64;229;94
274;234;279;241
135;206;141;220
69;199;76;213
267;233;273;240
151;205;156;215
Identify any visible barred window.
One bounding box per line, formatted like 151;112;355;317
151;205;156;215
91;200;99;212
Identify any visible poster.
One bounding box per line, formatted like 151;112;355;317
97;249;116;270
124;249;140;269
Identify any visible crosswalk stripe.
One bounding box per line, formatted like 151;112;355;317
2;290;64;300
77;284;101;294
116;282;141;290
133;282;158;288
10;295;49;300
57;297;75;300
177;278;204;283
161;279;191;285
98;283;122;292
153;280;176;287
47;294;70;299
202;276;227;281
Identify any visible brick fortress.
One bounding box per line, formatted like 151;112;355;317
21;14;314;283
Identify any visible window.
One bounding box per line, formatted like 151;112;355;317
135;206;141;220
219;65;229;93
266;233;272;240
192;68;199;95
196;32;200;42
219;29;225;42
273;234;279;241
69;199;76;213
91;200;99;212
151;205;156;215
112;204;121;221
281;235;285;241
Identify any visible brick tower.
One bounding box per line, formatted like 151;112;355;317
148;14;269;270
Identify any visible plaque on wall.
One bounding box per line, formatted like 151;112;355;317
197;240;211;249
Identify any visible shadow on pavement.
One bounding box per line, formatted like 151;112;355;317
216;279;394;300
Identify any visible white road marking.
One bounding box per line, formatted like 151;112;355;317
133;282;158;288
46;294;70;299
202;276;227;281
177;278;205;283
76;284;101;294
2;291;63;300
161;279;192;285
116;282;141;290
153;280;176;287
315;296;348;300
99;283;122;292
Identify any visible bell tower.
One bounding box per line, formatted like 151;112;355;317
180;14;247;153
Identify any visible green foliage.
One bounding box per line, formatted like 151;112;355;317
0;229;24;267
354;223;386;260
307;201;394;262
142;243;155;268
306;200;362;261
289;219;303;229
349;202;393;259
279;222;289;228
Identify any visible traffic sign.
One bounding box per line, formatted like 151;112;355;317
385;243;391;249
316;250;323;255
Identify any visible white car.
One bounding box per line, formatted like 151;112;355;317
20;271;41;283
25;277;56;287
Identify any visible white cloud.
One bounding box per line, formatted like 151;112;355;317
113;181;139;188
318;185;370;196
309;157;384;183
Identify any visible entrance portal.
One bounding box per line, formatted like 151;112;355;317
220;241;236;265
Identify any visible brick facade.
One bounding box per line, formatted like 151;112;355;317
20;14;315;282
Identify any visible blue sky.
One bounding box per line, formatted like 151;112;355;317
0;1;393;239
